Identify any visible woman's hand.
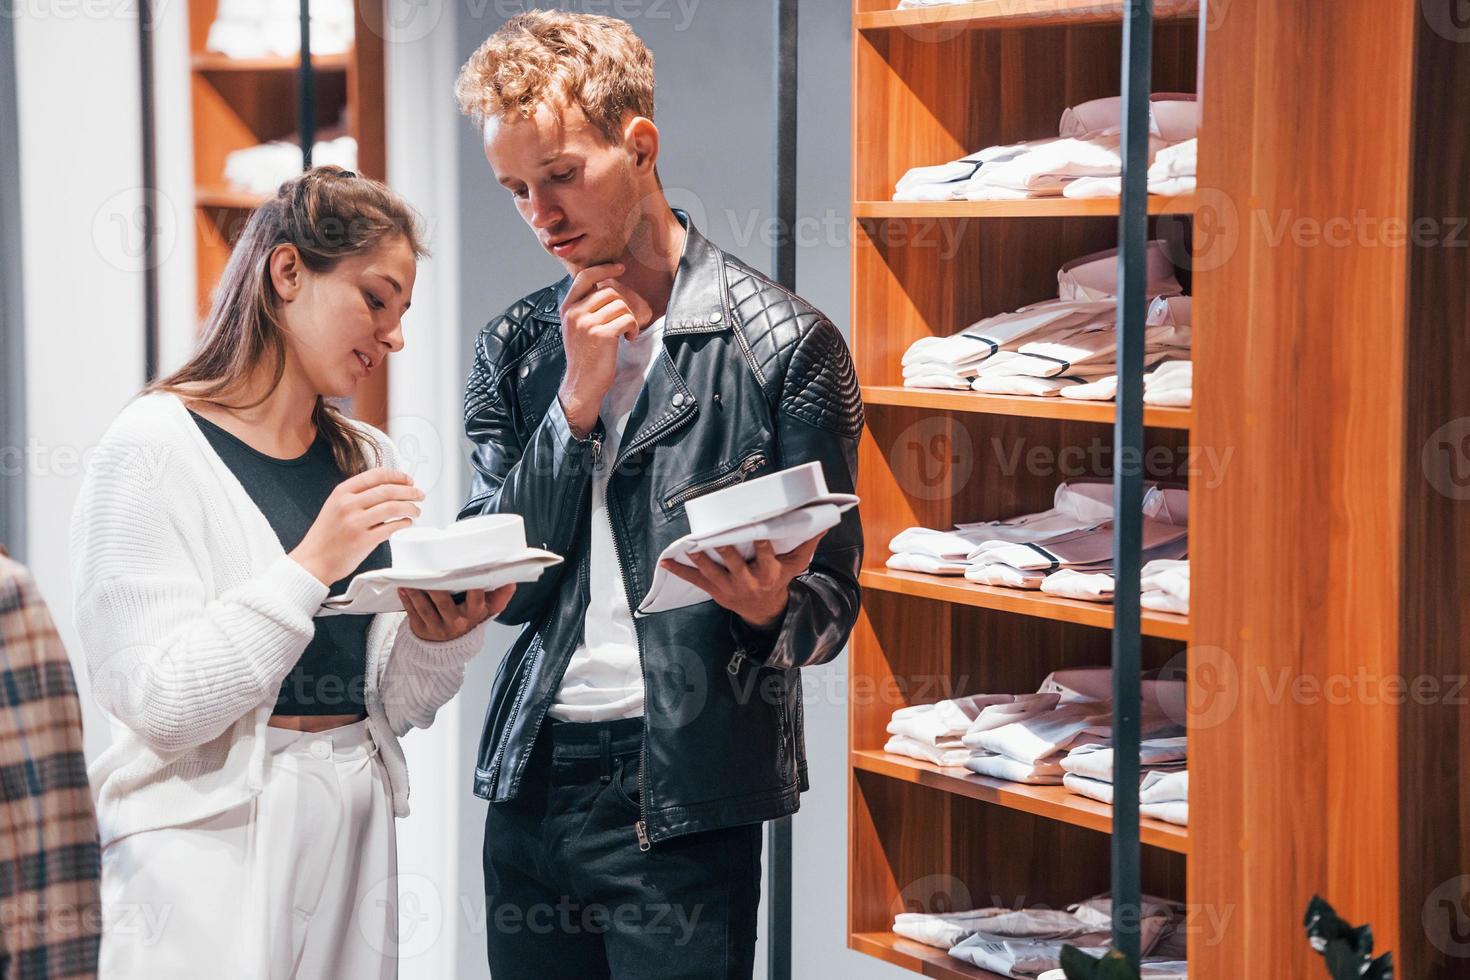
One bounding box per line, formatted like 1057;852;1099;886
290;468;424;586
399;584;516;642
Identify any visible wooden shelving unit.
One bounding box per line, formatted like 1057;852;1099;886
846;0;1199;972
854;0;1200;32
853;195;1195;219
184;0;388;428
859;385;1194;430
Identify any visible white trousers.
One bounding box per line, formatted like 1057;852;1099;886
99;720;397;979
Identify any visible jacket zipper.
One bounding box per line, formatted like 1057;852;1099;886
486;428;601;790
663;451;767;511
606;489;653;851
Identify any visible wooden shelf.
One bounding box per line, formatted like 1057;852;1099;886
195;185;269;210
850;932;1004;979
859;568;1192;641
191;51;351;73
861;385;1194;430
856;0;1199;32
854;195;1196;219
854;749;1191;854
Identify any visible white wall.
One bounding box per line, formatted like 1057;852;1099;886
14;4;151;764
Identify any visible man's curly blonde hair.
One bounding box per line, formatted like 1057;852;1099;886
455;10;656;144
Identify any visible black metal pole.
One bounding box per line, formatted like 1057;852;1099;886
767;0;798;978
138;0;158;382
0;5;25;561
1111;0;1154;968
298;0;315;169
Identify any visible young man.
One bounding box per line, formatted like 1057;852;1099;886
455;12;863;977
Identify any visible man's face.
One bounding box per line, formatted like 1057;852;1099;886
483;101;644;274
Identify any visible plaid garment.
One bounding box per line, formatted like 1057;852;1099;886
0;553;100;979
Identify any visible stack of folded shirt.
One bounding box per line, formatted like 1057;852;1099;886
1051;295;1194;404
903;242;1183;392
1060;737;1188;805
961;674;1186;787
1145;360;1193;406
888;481;1114;577
893;907;1011;950
893;94;1197;203
945;894;1180;977
222;136;358;195
1063;136;1199;200
206;0;354;59
969;487;1189;602
1141;558;1190;613
1140;770;1189;826
884;694;1061;768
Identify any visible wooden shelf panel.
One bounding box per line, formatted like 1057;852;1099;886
854;195;1196;219
856;0;1199;32
195;185;269;209
850;932;1004;979
191;52;351;73
861;385;1194;430
854;749;1190;853
859;567;1192;640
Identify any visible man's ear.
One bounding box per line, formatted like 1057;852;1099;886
269;243;304;301
625;116;660;175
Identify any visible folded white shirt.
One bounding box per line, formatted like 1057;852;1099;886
883;734;970;768
1142;800;1189;825
964;700;1114;764
885;552;969;576
965;562;1045;589
1150;138;1198;180
1142;559;1190;600
1040;569;1116;602
963;693;1063;735
888;526;991;560
887;695;1016;745
964;751;1064;785
1039;961;1189;980
1062;772;1122;804
1141;769;1189;804
223;136;358;195
1142;590;1190;614
972;517;1188;573
892;908;1009;950
1061;737;1188;781
1059;374;1120;401
971;373;1090;397
955;481;1114;545
903;372;974;390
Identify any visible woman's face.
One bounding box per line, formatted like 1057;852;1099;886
270;234;418;398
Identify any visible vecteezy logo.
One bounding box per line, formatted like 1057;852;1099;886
1424;875;1470;958
893;416;973;502
1423;418;1470;501
358;873;442;959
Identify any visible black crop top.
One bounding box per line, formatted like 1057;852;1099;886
189;410;390;716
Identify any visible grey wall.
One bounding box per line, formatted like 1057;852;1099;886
454;2;907;978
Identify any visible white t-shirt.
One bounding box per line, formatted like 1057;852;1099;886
547;315;666;722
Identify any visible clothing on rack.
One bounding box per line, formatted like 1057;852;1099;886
894;95;1198;203
892;908;1011;950
1145;360;1194;407
223;136;358;195
206;0;354;59
946;894;1178;978
903;243;1184;392
1141;558;1191;613
1062;136;1199;200
882;734;971;768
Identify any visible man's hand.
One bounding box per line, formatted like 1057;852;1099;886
399;584;516;642
557;262;653;438
658;532;826;630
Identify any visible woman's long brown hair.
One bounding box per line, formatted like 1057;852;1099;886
149;165;427;475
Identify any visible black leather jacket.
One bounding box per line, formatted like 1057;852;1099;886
460;212;864;845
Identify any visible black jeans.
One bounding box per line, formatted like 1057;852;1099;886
482;717;763;979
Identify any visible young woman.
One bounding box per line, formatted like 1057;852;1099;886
70;165;508;978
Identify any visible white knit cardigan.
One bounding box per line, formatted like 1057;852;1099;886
70;392;488;846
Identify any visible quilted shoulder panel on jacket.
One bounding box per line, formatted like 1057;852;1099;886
463;285;559;423
724;255;863;438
